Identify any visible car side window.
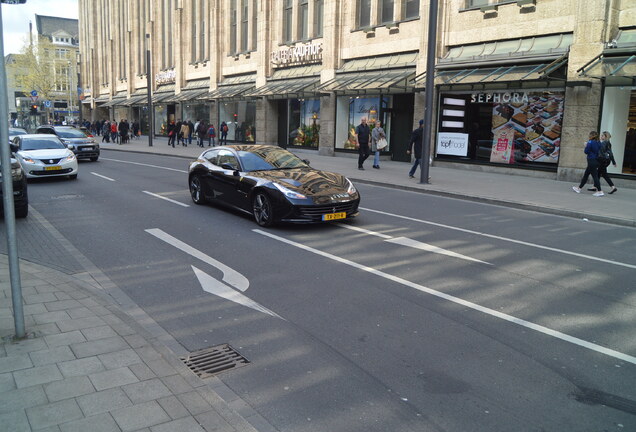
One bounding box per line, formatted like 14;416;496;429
217;150;240;170
204;149;220;166
38;128;53;134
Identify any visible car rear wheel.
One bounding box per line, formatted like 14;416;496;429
189;175;207;204
252;192;275;227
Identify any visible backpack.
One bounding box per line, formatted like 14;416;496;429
598;141;611;162
222;124;228;133
208;126;215;136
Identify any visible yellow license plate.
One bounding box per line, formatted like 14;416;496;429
323;212;346;221
44;166;62;171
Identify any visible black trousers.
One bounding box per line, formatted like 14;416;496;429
598;164;615;188
358;143;370;168
578;158;601;190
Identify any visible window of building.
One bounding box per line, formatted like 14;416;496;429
200;0;207;60
55;49;69;59
137;0;148;74
162;0;174;69
219;101;256;143
358;0;371;28
380;0;394;23
251;0;258;50
314;0;324;37
241;0;249;51
288;98;320;148
403;0;419;18
230;0;237;54
283;0;293;43
299;0;309;40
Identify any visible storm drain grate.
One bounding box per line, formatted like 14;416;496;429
181;344;249;379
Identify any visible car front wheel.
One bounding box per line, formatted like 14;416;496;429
15;203;28;218
189;175;207;204
90;157;98;162
252;192;275;227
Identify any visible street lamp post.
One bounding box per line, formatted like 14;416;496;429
67;60;72;123
146;33;153;146
420;0;439;184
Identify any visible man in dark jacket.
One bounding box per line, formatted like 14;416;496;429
407;119;424;178
355;117;371;170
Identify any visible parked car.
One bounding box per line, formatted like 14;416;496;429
188;145;360;227
11;134;78;180
0;155;28;218
9;127;28;143
36;125;100;161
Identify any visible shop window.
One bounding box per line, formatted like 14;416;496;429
380;0;394;24
436;91;564;168
283;0;293;43
336;96;391;150
358;0;372;28
219;101;256;143
600;87;636;176
288;98;320;148
403;0;419;18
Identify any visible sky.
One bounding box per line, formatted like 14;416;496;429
1;0;78;55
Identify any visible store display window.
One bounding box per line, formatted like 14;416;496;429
600;87;636;176
219;101;256;142
335;95;391;150
436;91;565;168
182;103;210;125
288;98;320;148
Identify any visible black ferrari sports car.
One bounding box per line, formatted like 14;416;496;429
188;145;360;226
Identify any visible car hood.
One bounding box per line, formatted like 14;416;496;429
18;149;72;159
60;138;95;144
249;168;354;197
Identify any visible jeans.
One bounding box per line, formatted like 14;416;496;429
409;158;421;176
208;136;216;146
578;158;601;190
358;144;370;168
598;163;614;188
373;150;380;167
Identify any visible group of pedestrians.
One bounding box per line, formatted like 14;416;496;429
166;119;229;148
572;130;618;197
96;119;139;144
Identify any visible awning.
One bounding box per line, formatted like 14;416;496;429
152;84;176;103
121;95;148;106
93;94;110;103
206;83;254;100
101;97;127;107
317;68;416;94
174;88;209;102
80;97;92;104
244;77;321;99
577;29;636;86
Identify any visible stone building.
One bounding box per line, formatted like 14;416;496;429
78;0;636;181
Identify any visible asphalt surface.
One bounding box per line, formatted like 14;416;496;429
13;150;636;432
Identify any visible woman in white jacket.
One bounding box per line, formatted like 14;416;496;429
370;120;386;169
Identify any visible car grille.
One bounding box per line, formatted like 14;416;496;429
40;158;62;165
31;168;73;176
297;201;358;217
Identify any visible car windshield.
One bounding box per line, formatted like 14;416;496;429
21;137;66;151
55;128;88;138
238;148;308;172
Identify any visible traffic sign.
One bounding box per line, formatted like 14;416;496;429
43;100;51;108
30;90;37;97
30;95;38;103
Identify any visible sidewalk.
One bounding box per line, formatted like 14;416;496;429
0;257;263;432
102;136;636;227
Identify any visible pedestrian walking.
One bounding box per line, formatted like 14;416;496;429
589;131;618;194
220;122;228;145
132;121;140;139
572;131;604;196
102;121;110;142
167;121;176;147
180;121;190;147
371;120;386;169
407;120;424;178
187;120;194;145
118;119;129;144
355;117;371;170
207;123;216;146
110;120;118;144
196;120;207;147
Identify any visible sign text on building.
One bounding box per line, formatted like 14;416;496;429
155;69;176;85
271;42;322;67
471;92;530;104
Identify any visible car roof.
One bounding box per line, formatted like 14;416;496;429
214;145;281;152
17;134;59;139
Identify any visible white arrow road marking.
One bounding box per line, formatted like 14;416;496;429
360;207;636;270
338;224;490;265
91;172;115;181
145;228;249;291
143;191;190;207
254;229;636;365
192;266;282;319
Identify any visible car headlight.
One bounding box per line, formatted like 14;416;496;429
273;182;307;200
66;143;75;150
346;179;357;194
21;156;35;164
64;153;76;162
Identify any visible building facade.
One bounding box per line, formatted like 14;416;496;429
78;0;636;181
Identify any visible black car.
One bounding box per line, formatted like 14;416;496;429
0;156;28;218
36;125;100;161
188;145;360;226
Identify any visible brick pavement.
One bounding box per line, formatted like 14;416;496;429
0;256;265;432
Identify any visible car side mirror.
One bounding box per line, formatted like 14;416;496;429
221;163;239;175
10;143;18;153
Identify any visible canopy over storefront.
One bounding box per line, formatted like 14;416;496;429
245;65;322;99
206;74;256;101
578;29;636;86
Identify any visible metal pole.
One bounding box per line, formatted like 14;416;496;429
420;0;438;184
146;34;153;146
0;4;26;339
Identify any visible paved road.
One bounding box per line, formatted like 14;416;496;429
22;150;636;432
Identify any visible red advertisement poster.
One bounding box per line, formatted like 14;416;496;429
490;126;515;164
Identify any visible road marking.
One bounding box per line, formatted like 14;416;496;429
100;157;188;173
90;172;115;181
143;191;190;207
145;228;249;292
338;224;489;264
254;229;636;365
192;266;282;319
360;207;636;270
